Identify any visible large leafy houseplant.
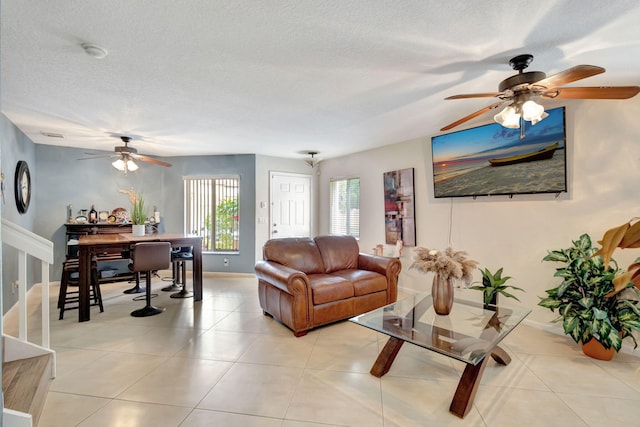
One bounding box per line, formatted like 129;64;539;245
594;217;640;291
539;233;640;352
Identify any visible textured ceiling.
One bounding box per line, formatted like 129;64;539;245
2;1;639;162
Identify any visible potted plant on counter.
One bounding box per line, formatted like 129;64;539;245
539;233;640;360
131;193;148;236
469;267;524;309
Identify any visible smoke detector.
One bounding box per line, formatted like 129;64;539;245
81;43;108;59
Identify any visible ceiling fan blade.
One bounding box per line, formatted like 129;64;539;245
445;92;503;100
440;101;506;131
77;155;113;160
542;86;640;100
131;153;172;167
533;65;605;89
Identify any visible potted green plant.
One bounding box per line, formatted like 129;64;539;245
130;193;148;236
539;233;640;360
469;267;524;308
594;217;640;291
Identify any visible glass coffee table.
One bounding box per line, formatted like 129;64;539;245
350;292;530;418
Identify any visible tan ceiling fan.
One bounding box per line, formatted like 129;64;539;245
80;136;172;173
441;54;640;134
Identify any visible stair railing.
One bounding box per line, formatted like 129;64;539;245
1;219;54;349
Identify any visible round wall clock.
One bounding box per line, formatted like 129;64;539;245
14;160;31;214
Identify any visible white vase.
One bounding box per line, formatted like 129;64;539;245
132;224;146;237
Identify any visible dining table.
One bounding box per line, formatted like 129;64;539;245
77;232;203;322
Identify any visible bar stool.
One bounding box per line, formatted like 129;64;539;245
58;257;103;320
170;247;193;299
129;242;171;317
121;248;146;294
160;251;183;293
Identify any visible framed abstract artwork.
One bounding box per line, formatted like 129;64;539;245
383;168;416;246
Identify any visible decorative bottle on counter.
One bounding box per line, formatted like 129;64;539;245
89;205;98;224
153;205;160;223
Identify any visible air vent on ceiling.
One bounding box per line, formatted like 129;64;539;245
40;131;64;138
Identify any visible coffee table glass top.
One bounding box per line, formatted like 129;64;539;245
350;293;530;365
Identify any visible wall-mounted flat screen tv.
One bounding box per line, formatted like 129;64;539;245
432;106;567;198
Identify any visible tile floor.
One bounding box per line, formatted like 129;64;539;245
5;272;640;426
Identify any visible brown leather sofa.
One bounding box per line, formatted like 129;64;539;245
255;235;402;336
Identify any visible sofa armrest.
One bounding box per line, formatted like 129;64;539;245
255;260;311;297
358;253;402;303
357;253;399;275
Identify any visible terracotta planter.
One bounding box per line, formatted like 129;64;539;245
432;274;454;315
581;338;616;361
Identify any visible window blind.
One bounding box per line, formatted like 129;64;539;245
329;177;360;238
184;176;240;252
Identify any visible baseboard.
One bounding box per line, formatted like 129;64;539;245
2;408;33;427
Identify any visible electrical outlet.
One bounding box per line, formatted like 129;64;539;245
223;258;229;267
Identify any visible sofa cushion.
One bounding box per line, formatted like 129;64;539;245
333;269;388;296
308;274;354;305
314;235;359;273
263;237;325;274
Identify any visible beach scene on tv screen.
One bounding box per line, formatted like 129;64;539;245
432;107;566;198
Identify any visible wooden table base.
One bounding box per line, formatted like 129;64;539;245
370;336;510;418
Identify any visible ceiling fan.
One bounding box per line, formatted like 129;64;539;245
441;54;640;135
80;136;172;173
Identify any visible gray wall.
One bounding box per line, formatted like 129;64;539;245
33;144;256;279
158;153;256;273
0;141;256;303
1;114;37;310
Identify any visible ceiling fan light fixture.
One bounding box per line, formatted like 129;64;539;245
521;100;547;124
126;159;138;171
112;156;138;173
443;54;639;132
494;106;520;129
112;158;125;171
304;151;320;168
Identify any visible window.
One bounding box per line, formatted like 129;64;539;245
184;176;239;252
330;177;360;238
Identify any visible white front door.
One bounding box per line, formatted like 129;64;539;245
270;172;311;238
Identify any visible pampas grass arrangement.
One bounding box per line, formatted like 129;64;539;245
410;246;478;285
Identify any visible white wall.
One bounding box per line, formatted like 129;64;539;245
317;97;640;324
254;155;320;261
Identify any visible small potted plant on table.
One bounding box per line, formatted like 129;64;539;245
538;233;640;360
469;267;524;309
131;193;148;236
